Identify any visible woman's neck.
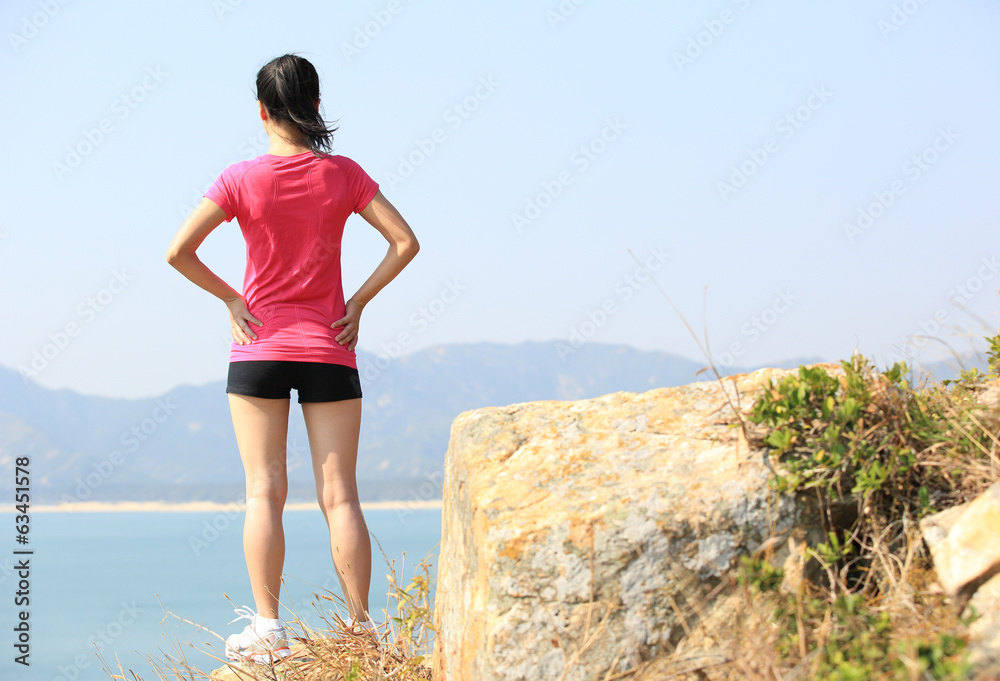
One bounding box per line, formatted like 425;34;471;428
267;140;310;156
265;126;309;156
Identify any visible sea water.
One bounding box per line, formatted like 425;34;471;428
0;507;441;681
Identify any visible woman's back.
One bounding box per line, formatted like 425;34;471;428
205;151;379;367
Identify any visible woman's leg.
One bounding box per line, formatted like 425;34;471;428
228;393;290;620
301;398;371;621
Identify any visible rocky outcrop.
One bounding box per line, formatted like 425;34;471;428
432;366;834;680
921;482;1000;676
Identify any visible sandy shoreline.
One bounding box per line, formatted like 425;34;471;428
0;499;442;513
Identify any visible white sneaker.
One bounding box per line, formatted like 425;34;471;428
348;618;378;631
225;606;291;664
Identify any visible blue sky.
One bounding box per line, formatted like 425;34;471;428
3;0;1000;398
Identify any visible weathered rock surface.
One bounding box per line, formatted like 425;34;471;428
967;573;1000;676
432;366;835;681
920;482;1000;599
921;481;1000;677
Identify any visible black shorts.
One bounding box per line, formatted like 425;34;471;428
226;361;363;403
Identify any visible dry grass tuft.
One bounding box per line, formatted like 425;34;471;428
99;545;436;681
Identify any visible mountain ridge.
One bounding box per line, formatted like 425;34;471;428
0;340;849;503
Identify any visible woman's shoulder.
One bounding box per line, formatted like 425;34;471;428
318;153;362;167
312;154;374;179
218;156;269;182
232;152;370;178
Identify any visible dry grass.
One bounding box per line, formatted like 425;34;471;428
99;543;436;681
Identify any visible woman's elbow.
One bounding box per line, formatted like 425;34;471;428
401;237;420;260
166;246;191;268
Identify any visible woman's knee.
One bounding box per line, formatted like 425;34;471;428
315;482;359;514
246;471;288;506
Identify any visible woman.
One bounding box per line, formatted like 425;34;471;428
166;53;419;664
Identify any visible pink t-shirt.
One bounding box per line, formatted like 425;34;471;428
203;152;379;367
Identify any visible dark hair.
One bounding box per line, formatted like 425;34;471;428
255;54;338;158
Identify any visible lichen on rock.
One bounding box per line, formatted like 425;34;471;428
433;366;834;680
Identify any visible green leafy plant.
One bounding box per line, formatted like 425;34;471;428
737;555;784;593
812;530;853;568
740;562;970;681
748;349;996;536
735;338;1000;679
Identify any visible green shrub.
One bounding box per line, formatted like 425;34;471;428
736;336;1000;679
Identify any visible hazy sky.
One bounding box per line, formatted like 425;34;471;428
3;0;999;398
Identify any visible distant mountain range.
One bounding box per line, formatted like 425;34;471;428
2;341;965;504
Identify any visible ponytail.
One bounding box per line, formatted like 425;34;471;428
255;54;338;158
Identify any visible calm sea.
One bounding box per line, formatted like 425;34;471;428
0;507;441;681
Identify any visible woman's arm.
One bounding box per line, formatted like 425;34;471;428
332;190;419;350
166;198;262;345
